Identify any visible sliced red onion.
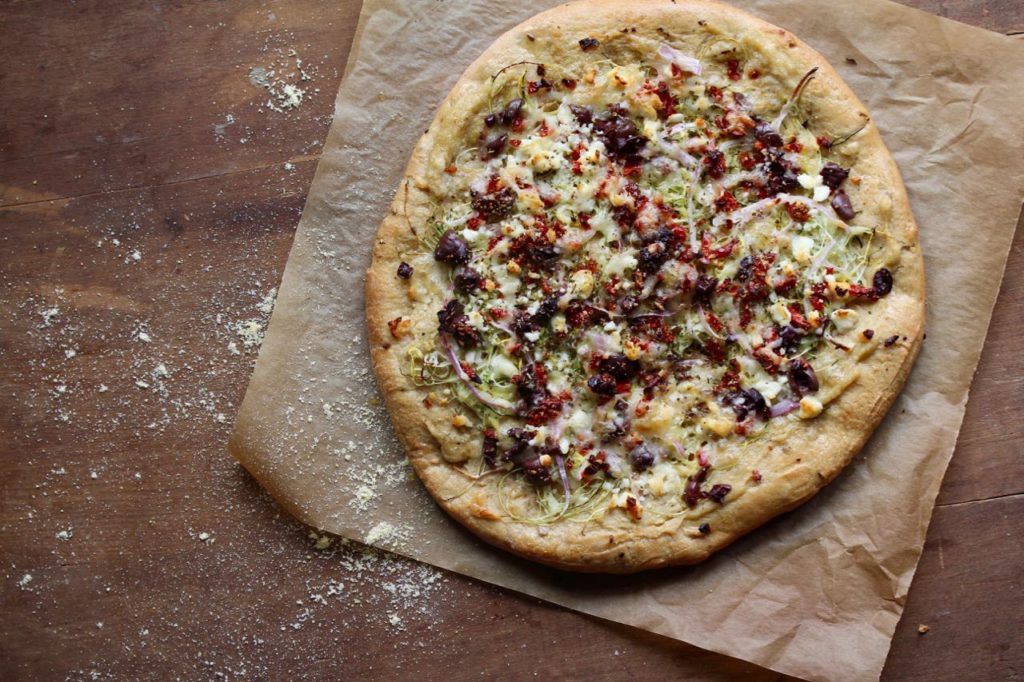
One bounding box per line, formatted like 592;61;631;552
554;454;571;516
728;196;782;228
666;122;698;136
588;304;619;319
658;43;702;75
486;318;514;336
628;310;676;320
806;235;838;280
771;67;819;130
769;398;800;418
687;165;705;253
547;415;567;442
440;332;517;412
584;331;614;352
655;139;698;168
718;170;763;191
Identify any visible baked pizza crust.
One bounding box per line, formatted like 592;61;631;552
365;0;924;572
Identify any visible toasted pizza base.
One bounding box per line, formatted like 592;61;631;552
365;0;924;573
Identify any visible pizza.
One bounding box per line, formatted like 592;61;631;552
365;0;924;572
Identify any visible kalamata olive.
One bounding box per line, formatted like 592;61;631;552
530;296;560;326
519;453;551;485
763;149;800;195
704;149;726;178
565;300;609;329
481;430;498;468
482;134;507;159
453;266;482;293
629;445;656;472
684;466;709;507
787;357;819;395
636;227;678;274
396;262;413;279
437;300;481;347
777;324;803;355
597;353;640;381
872;268;893;296
593;107;647;165
820;162;849;190
433;230;470;264
726;388;768;420
694;274;718;304
502;98;523;124
754;122;784;148
705;483;732;503
510;311;537;338
831;189;856;221
587;373;617;396
471;187;516;222
513;365;545;407
619;295;640;315
736;255;754;281
530;242;558;266
579;37;600;51
637;241;668;274
569;104;593;124
484;98;523;127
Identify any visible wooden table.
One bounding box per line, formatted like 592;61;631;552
2;1;1020;679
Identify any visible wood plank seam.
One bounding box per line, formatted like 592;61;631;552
933;490;1023;509
0;157;321;211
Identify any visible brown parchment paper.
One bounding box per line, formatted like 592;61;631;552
229;1;1024;679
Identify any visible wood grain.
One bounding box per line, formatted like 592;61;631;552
0;1;1020;680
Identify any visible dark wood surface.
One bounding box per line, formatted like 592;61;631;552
1;1;1021;680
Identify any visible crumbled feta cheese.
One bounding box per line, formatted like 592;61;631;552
799;396;823;419
797;173;823;189
790;235;814;264
770;300;792;325
830;308;859;332
570;270;595;298
490;354;519;378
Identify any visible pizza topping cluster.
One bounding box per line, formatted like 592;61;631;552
408;44;894;524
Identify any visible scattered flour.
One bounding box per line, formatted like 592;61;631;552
212;113;236;139
234;287;277;350
249;49;318;113
364;521;409;548
295;533;451;636
256;288;277;315
235;319;267;349
40;307;60;327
